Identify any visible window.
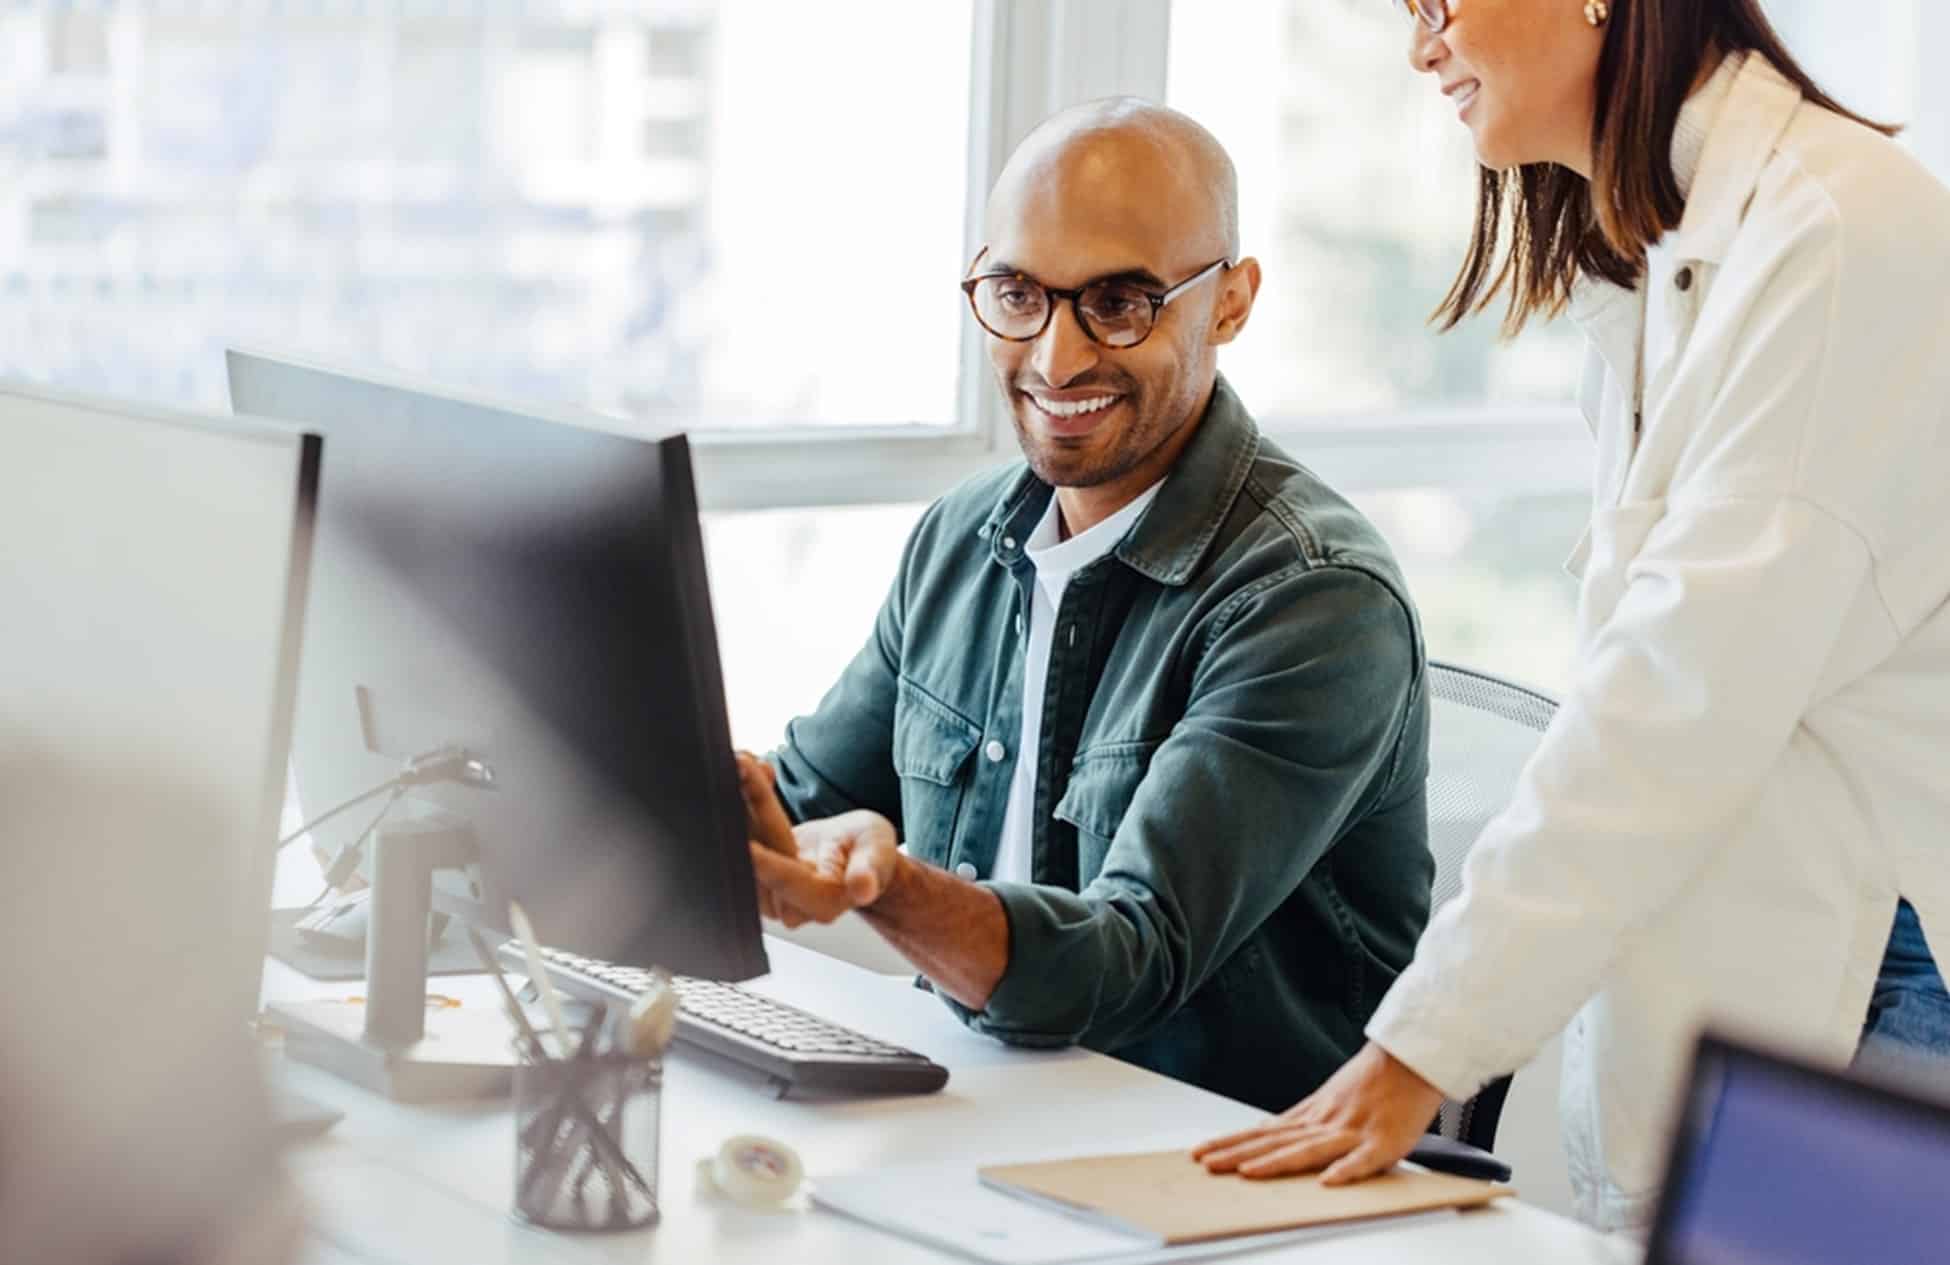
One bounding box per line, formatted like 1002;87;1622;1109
1166;0;1585;417
1767;1;1920;132
704;502;926;750
1165;0;1937;422
1766;1;1950;178
695;5;973;430
5;1;1942;720
1156;0;1943;694
0;2;974;433
1166;0;1588;690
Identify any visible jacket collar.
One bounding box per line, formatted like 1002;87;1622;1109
1670;51;1742;203
1665;51;1803;266
978;374;1260;588
1567;52;1805;397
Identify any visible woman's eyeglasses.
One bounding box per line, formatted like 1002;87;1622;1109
1396;0;1451;34
960;251;1231;350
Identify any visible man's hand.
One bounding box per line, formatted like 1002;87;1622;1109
1190;1042;1445;1185
735;750;798;857
735;750;805;924
731;750;1006;1005
736;744;900;928
749;810;900;928
737;748;897;927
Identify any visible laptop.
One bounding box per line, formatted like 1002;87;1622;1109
1644;1031;1950;1264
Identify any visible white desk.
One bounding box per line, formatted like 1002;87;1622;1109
270;939;1621;1264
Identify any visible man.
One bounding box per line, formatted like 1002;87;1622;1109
739;99;1432;1112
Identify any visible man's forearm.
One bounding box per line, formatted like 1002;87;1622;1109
861;853;1009;1011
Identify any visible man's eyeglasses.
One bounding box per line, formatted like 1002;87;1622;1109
1395;0;1451;33
960;250;1232;350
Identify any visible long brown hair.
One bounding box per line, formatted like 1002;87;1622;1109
1436;0;1897;336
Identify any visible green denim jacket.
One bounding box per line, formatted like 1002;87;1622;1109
770;376;1432;1111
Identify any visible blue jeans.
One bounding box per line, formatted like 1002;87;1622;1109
1856;900;1950;1073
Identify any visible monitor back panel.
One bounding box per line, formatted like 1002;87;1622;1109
0;381;316;1043
227;350;763;981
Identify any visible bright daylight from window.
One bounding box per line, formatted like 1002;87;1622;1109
0;0;972;430
0;0;1929;739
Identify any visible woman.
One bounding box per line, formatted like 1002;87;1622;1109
1196;0;1950;1231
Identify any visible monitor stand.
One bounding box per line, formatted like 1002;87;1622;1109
270;815;518;1102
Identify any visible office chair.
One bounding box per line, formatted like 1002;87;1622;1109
1422;660;1559;1155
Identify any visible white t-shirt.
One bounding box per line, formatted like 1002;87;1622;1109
990;481;1165;885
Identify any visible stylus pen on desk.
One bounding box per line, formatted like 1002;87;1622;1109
508;901;572;1060
465;926;548;1061
466;925;571;1178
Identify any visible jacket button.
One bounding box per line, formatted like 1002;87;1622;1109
984;740;1007;763
954;862;979;880
1002;536;1017;550
1675;266;1694;292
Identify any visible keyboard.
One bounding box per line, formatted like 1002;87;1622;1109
498;942;950;1096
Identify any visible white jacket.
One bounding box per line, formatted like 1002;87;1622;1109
1367;51;1950;1231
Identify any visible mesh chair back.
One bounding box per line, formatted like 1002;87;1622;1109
1423;661;1557;1153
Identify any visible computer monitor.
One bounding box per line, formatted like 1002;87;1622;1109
0;381;317;1259
0;380;317;1017
226;349;766;985
1645;1032;1950;1265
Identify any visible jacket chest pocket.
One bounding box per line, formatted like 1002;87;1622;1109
1571;498;1668;645
891;678;982;860
1053;745;1154;883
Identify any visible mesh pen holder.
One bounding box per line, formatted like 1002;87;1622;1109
513;1045;663;1232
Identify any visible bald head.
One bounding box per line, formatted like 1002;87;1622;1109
986;97;1239;265
972;99;1258;515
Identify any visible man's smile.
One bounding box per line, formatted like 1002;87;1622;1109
1022;390;1126;437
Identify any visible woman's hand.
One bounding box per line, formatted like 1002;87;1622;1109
1191;1042;1446;1185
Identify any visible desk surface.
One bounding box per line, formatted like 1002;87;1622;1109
270;938;1623;1265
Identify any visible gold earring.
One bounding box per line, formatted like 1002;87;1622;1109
1584;0;1610;25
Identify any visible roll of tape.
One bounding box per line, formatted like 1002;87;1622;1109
709;1135;804;1208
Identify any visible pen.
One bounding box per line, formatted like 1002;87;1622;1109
464;925;548;1063
508;901;572;1059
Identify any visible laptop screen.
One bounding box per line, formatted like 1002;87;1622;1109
1649;1037;1950;1265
